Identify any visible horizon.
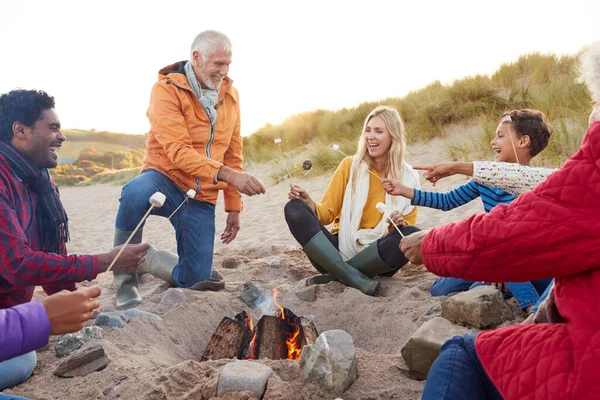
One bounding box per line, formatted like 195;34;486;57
1;0;599;136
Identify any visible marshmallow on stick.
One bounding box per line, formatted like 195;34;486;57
376;202;404;238
168;189;196;220
331;144;382;181
106;191;166;273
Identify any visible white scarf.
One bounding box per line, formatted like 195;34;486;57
338;157;420;260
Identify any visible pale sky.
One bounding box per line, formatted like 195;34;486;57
1;0;599;136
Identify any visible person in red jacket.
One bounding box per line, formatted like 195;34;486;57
400;42;600;400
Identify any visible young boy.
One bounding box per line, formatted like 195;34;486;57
382;109;553;311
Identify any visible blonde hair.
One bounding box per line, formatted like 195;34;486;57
352;105;406;188
580;41;600;102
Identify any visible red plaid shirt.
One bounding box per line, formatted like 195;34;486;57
0;154;99;309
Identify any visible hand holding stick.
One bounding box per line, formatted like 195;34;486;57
106;192;166;273
376;202;404;238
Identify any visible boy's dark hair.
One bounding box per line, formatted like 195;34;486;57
0;90;55;143
501;109;553;158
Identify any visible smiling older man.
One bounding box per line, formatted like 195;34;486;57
112;30;266;310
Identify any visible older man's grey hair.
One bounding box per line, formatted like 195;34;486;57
580;41;600;102
190;30;232;63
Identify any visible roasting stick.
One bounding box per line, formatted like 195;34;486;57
106;192;166;273
376;202;404;238
331;144;382;181
168;189;197;220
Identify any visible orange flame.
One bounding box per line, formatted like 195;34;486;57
272;289;303;360
272;289;285;319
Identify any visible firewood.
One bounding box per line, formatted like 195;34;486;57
201;317;253;361
254;315;288;360
299;316;318;347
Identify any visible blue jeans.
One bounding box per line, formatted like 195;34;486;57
531;278;554;313
423;334;503;400
115;169;216;287
0;351;36;391
430;277;553;310
0;394;30;399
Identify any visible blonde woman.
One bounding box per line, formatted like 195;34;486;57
284;106;421;296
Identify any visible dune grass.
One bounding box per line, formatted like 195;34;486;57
243;51;592;172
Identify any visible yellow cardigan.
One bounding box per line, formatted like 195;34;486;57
314;157;418;235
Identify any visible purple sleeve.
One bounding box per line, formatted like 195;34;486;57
0;301;51;362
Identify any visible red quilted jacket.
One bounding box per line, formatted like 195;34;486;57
421;121;600;399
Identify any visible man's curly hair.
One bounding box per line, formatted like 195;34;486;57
0;89;55;143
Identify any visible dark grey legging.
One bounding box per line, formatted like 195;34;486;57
284;199;420;276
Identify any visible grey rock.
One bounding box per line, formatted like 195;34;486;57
81;326;103;341
442;285;513;328
54;345;109;378
239;282;264;308
159;288;187;308
123;309;161;320
299;330;357;395
217;360;273;399
401;317;473;380
295;284;317;302
222;257;240;269
55;332;85;358
95;311;130;328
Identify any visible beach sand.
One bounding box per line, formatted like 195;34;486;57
7;124;519;400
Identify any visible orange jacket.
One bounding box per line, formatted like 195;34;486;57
142;61;243;211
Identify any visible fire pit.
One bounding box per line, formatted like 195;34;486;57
201;290;318;361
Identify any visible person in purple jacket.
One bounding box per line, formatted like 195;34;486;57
0;286;101;396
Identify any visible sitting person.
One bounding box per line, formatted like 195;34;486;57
0;89;148;391
284;105;421;296
0;287;101;397
382;109;553;311
399;42;600;399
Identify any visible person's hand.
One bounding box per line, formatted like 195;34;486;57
221;211;240;244
522;312;536;324
381;179;413;198
288;183;315;208
230;171;266;196
387;210;405;228
414;162;457;186
41;287;102;335
400;230;429;265
100;243;150;273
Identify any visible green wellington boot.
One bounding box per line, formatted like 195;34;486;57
302;231;380;296
113;228;143;310
138;245;177;286
346;240;395;277
306;240;394;285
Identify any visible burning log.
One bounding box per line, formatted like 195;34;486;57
200;291;319;361
254;315;289;360
201;315;254;361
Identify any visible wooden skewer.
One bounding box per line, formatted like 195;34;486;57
106;192;166;273
376;202;404;238
331;144;382;181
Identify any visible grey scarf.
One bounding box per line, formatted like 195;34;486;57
184;61;219;127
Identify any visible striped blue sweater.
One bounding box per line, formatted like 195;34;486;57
412;180;516;213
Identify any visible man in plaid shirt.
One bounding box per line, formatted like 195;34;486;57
0;89;149;309
0;89;150;390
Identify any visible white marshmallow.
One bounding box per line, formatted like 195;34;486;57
274;137;282;144
149;192;166;207
186;189;196;199
331;144;340;151
375;202;386;214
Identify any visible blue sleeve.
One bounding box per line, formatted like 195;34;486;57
0;301;50;362
411;180;481;211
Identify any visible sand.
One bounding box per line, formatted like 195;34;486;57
6;124;512;400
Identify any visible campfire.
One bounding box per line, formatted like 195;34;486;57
201;290;318;361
